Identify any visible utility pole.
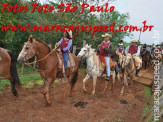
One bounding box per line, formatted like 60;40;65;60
138;27;142;42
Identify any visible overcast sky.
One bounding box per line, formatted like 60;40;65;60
40;0;162;45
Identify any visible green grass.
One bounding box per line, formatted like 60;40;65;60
141;86;153;120
0;64;64;90
79;68;87;77
0;64;42;90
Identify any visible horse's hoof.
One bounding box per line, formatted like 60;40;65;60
92;91;95;95
45;103;52;107
83;88;87;93
101;91;105;95
13;91;18;97
120;92;123;96
45;101;52;106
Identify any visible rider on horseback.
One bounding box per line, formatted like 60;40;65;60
98;33;113;81
116;43;125;55
125;40;142;77
56;29;73;78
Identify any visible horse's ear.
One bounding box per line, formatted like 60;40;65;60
29;35;33;43
85;44;88;47
88;44;91;48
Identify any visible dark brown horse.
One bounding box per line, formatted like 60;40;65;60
17;35;80;105
0;48;20;96
141;50;151;69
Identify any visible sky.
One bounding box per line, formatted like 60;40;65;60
39;0;163;45
113;0;163;45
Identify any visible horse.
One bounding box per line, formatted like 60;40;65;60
120;53;137;95
115;50;125;73
17;35;80;105
141;50;151;69
0;48;20;96
77;44;119;95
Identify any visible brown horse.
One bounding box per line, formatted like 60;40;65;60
0;48;20;96
17;35;80;105
141;50;151;69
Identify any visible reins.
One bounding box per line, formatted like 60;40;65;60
25;44;59;65
24;44;59;72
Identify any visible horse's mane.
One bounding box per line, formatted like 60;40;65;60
89;48;105;73
34;39;52;53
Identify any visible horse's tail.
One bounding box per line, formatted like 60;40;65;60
7;51;21;87
70;70;78;91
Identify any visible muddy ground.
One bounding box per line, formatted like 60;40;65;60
0;71;149;122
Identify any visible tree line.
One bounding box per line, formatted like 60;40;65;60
0;0;131;56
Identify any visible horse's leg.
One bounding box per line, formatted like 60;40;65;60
61;83;70;102
2;73;18;96
83;74;91;92
92;76;97;95
43;78;53;105
101;81;108;94
111;71;116;92
69;72;78;97
117;72;120;81
120;74;127;95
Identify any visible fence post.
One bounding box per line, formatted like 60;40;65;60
73;45;76;54
83;40;86;47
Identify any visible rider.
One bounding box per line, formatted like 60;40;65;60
98;33;113;81
116;43;125;55
125;40;142;77
143;43;147;51
56;29;72;78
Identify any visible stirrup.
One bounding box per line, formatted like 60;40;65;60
63;73;67;78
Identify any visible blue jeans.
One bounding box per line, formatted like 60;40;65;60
62;52;69;70
104;56;110;76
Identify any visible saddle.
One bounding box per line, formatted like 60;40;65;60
56;51;75;72
98;55;116;69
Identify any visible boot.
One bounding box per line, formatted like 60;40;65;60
63;73;67;78
105;76;110;81
62;69;67;78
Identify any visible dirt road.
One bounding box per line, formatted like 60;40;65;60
0;68;153;122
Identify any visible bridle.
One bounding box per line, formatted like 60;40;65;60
80;48;94;60
20;42;59;72
80;48;98;73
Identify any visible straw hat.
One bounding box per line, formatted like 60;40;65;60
102;33;112;38
119;43;123;46
65;28;72;38
131;40;138;43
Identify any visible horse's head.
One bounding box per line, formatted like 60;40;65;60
77;44;92;60
124;53;132;66
17;35;37;63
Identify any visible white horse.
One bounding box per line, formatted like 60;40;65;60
77;44;119;95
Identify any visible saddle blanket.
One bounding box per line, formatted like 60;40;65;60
56;52;75;69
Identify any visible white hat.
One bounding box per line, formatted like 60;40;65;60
119;43;123;46
65;28;72;38
131;40;138;43
102;33;112;38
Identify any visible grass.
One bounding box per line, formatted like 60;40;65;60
0;63;67;90
0;64;43;90
141;86;153;120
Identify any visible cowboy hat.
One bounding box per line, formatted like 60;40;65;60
131;40;138;43
119;43;123;46
65;28;72;38
102;33;112;38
